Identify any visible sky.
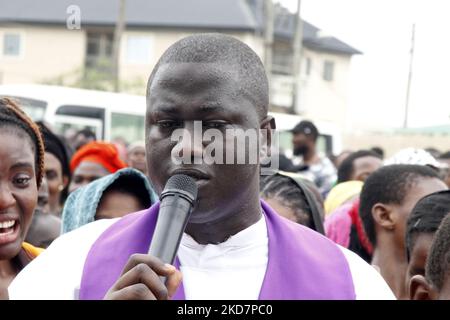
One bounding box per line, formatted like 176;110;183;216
278;0;450;130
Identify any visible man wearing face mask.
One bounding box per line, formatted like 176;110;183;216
291;120;337;197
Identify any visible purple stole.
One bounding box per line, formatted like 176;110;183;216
79;200;356;299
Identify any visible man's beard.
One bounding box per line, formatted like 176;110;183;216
293;145;309;156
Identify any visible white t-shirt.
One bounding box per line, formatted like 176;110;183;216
9;216;395;300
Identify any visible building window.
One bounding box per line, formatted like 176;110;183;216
3;33;21;56
126;36;152;64
85;32;113;71
111;112;145;143
305;57;312;75
323;60;334;81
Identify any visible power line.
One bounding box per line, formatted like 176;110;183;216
403;23;415;129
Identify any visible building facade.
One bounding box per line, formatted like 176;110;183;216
0;0;360;131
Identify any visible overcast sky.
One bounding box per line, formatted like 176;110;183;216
278;0;450;129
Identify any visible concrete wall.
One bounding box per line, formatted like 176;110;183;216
299;48;352;132
343;131;450;158
0;23;263;94
270;45;353;133
0;25;85;84
118;29;263;94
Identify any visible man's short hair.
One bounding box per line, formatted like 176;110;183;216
405;190;450;261
370;146;384;159
75;128;96;140
146;33;268;119
439;151;450;160
359;164;440;245
291;120;319;141
337;150;381;183
425;212;450;290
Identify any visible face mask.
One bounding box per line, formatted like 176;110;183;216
293;145;309;156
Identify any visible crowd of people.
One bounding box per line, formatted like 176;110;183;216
1;33;449;300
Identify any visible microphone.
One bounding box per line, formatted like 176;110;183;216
148;174;198;266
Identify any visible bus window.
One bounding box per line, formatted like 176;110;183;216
111;112;145;144
56;105;105;120
55;105;105;138
317;134;333;157
53;115;103;142
278;130;294;154
0;95;47;121
53;122;100;142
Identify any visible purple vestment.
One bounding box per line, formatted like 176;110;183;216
79;200;355;299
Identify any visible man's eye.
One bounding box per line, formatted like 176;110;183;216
203;121;227;129
157;120;183;128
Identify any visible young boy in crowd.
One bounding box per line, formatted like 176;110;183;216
410;212;450;299
359;164;447;299
405;190;450;296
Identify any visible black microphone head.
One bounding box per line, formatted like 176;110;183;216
161;174;198;202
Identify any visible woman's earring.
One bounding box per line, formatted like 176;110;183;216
58;185;64;191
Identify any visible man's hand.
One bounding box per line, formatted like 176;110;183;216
104;254;182;300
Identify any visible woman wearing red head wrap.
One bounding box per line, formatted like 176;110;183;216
68;141;127;194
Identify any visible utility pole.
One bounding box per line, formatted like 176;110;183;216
403;23;415;129
291;0;303;114
112;0;126;92
264;0;274;107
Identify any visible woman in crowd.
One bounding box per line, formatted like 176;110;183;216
25;175;61;249
260;171;325;234
0;98;45;299
126;141;147;175
68;141;127;194
36;122;71;217
62;167;157;234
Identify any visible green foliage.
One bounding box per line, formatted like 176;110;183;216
39;59;146;94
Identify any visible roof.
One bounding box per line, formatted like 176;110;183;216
0;0;360;55
0;0;257;30
270;3;361;55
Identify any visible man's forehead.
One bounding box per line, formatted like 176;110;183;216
148;63;244;109
147;62;262;120
152;62;240;86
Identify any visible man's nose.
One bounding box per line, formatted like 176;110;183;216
178;121;204;164
0;183;16;210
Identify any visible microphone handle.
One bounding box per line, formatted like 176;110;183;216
148;194;193;281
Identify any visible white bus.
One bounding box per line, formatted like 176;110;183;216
0;84;341;156
0;84;146;144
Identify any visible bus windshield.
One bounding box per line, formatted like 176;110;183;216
0;95;47;121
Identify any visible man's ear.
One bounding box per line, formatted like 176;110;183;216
259;116;275;159
372;203;395;231
409;275;434;300
354;172;370;182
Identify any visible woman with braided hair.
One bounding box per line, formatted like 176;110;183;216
0;98;45;299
